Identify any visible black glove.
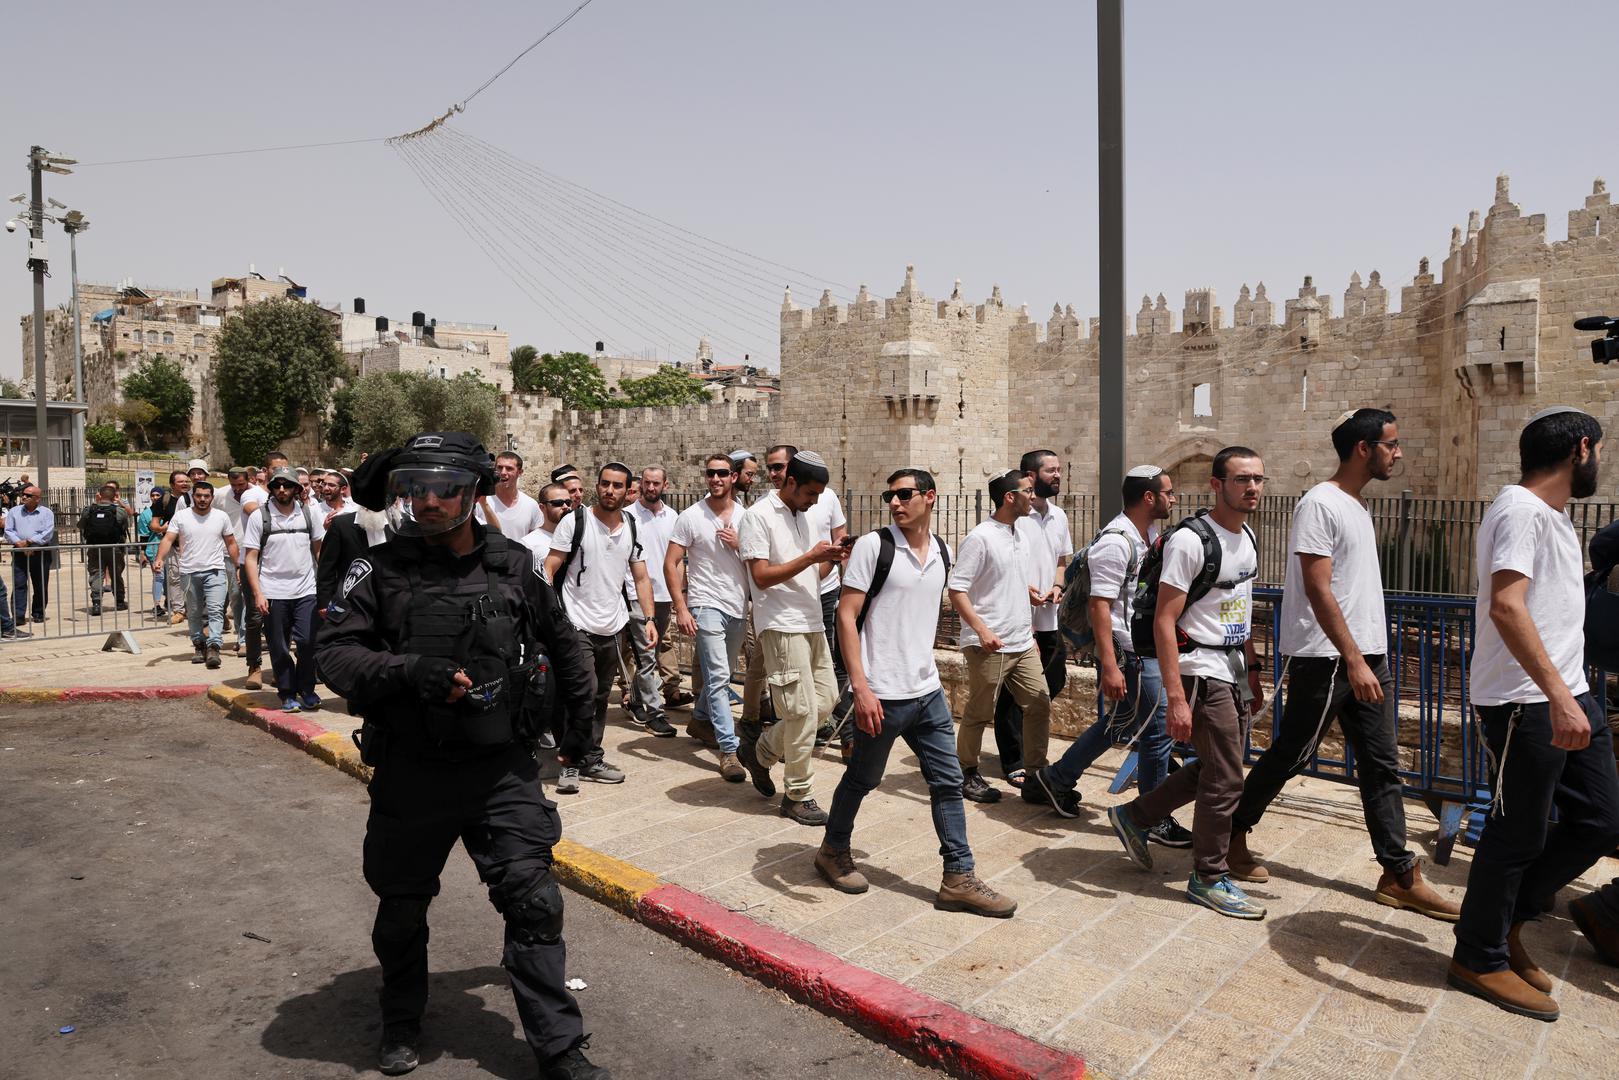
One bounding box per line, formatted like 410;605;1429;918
403;655;461;702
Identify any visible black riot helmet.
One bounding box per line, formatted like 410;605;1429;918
361;432;497;539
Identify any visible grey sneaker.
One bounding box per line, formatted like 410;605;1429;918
1187;872;1266;920
781;797;828;826
554;766;581;795
1108;804;1153;870
378;1022;421;1075
581;760;625;784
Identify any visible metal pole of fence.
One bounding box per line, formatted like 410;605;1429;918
1397;488;1413;593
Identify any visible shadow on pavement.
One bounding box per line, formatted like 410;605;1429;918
261;964;534;1079
1264;909;1438;1011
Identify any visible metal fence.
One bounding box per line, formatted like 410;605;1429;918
2;541;178;642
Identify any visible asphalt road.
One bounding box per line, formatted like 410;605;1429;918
0;699;930;1079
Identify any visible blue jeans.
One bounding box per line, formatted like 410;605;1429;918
265;595;318;696
150;564;165;610
185;568;229;648
1048;652;1170;795
0;569;11;634
1454;694;1619;973
825;688;973;873
692;606;745;753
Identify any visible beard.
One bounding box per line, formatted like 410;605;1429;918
1572;453;1601;499
1033;477;1059;499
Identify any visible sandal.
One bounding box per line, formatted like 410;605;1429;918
1006;768;1026;789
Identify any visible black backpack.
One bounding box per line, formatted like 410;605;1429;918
854;527;951;632
1129;509;1258;657
553;505;640;615
259;500;315;550
82;503;126;544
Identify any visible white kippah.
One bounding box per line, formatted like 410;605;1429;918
793;450;828;468
1332;409;1359;429
1526;405;1590;426
1126;464;1163;479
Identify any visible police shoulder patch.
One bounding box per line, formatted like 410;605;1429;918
341;558;373;597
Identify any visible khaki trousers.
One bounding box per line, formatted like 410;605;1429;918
960;644;1050;771
755;628;837;801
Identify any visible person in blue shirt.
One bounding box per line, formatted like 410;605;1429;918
4;484;55;626
137;487;168;617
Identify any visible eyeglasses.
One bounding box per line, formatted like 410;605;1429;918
766;462;787;472
543;498;571;508
880;488;925;504
1370;439;1401;449
704;468;734;478
1223;474;1269;487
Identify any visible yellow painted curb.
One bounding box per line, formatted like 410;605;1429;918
0;687;66;703
308;730;374;783
551;838;662;916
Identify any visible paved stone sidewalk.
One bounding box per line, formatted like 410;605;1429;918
11;632;1617;1079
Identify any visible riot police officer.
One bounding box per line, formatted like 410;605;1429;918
317;432;609;1079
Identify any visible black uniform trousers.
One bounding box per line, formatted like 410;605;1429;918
363;742;584;1063
993;629;1067;778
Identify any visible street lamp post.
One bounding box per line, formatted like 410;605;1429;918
1096;1;1126;522
14;146;76;500
62;210;89;464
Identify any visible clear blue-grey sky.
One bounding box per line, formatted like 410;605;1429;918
1;0;1611;380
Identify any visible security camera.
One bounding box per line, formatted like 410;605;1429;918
4;220;17;233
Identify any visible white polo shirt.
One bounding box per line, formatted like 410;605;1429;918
550;509;642;637
625;500;678;603
948;518;1035;654
1025;501;1074;632
844;525;950;699
806;488;848;595
670;498;749;619
242;501;327;600
477;490;545;538
738;490;823;633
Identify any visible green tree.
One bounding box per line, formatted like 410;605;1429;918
509;344;538;390
116;399;161;449
0;376;24;398
85;422;127;455
213;298;348;464
613;365;713;407
121;355;195;442
348;371;501;455
327;382;357;451
515;350;608;409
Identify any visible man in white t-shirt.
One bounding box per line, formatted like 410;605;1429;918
1232;410;1459;921
1032;465;1185;845
948;469;1052;805
667;453;751;779
1109;446;1267;921
476;451;546;538
994;449;1074;784
815;467;1017;917
545;462;662;793
244;466;327;712
736;451;845;825
518;482;571;576
1449;407;1619;1022
622;465;687;723
153;480;239;669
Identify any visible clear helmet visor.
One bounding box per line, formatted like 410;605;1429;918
385;466;481;537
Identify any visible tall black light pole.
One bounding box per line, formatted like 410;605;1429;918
1096;1;1126;521
22;146;76;498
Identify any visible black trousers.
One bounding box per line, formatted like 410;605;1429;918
582;631;621;766
1454;694;1619;973
363;743;584;1063
87;546;126;606
1234;654;1415;874
993;629;1067;777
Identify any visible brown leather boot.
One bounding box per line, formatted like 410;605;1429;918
814;843;869;894
1374;861;1460;922
1228;829;1269;883
1568;892;1619;966
1446;960;1558;1021
685;715;720;749
1507;922;1553;993
936;872;1016;918
244;666;263;690
717;750;745;783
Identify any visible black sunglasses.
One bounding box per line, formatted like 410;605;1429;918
766;462;787;472
543;498;571;508
880;488;924;504
269;480;299;491
704;468;734;478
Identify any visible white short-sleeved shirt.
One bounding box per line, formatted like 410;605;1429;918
1026;502;1074;632
670;498;749;619
1160;517;1257;681
1471;485;1590;705
1279;482;1387;658
476;491;545;539
218;485;266;565
550;509;641;636
844;525;950;699
807;488;848;595
738;491;823;633
625;501;678;603
315;499;359;520
242;502;327;600
1087;513;1150;641
518;526;555;579
1016;515;1058;634
168;507;236;576
948;519;1035;655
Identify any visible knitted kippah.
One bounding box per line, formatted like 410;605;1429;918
793;450;828;468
